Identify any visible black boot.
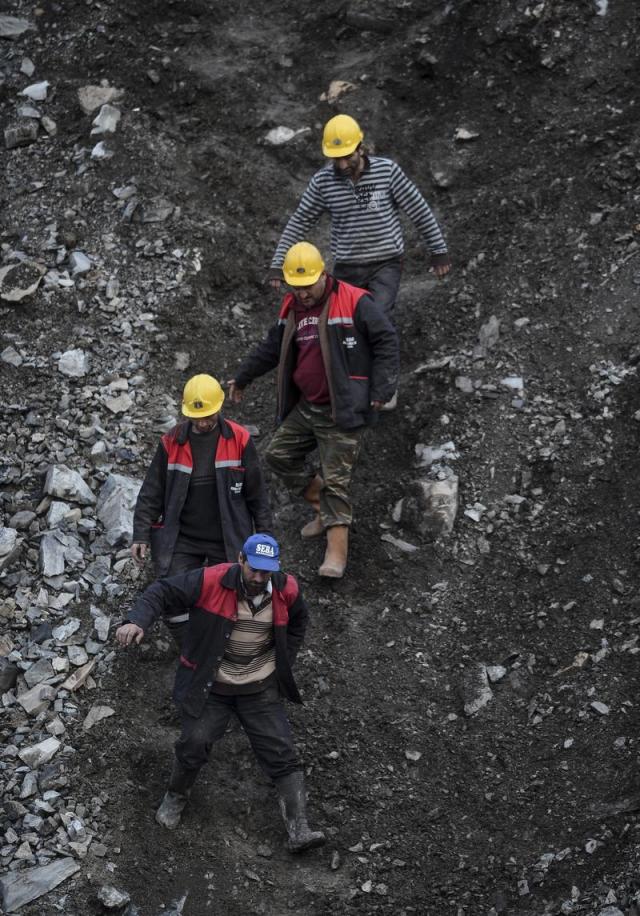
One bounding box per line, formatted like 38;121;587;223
155;760;198;830
275;771;326;853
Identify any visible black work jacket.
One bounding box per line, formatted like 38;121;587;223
132;416;273;576
234;277;398;430
127;563;308;717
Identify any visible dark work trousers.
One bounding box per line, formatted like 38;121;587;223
174;683;301;783
333;257;402;324
163;539;227;648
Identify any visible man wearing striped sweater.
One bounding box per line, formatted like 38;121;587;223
268;114;451;323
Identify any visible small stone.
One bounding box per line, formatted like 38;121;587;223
68;645;89;666
9;509;35;529
486;665;507;683
90;103;121;135
18;737;60;768
405;749;422;762
21;57;35;76
78;84;124;115
20;80;49;101
590;701;610;716
455;376;474;394
1;345;23;366
463;663;493;716
91;140;114;159
454;126;479;141
83;704;115;730
104;392;133;414
0;15;34;38
58;348;90;378
264;125;310;145
174;351;191;370
68;251;92;276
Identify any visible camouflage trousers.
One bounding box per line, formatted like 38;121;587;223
265;400;364;527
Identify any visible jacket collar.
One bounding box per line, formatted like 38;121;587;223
220;563;286;594
176;414;231;445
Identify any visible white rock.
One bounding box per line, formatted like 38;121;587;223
381;533;419;554
0;15;34;38
1;345;23;366
20;80;49;101
39;532;66;577
52;618;81;642
0;527;19;572
47;501;73;527
104;392;133;414
83;704;115;730
501;376;524;390
57;348;90;378
21;58;35;76
90;103;121;135
263;125;311;145
78;84;124;114
487;665;507;683
463;663;493;716
45;465;95;505
68;251;91;275
68;645;89;666
18;736;60;768
96;473;141;546
454;126;479;141
414;440;459;468
591;701;610;715
0;527;18;557
91;141;114;159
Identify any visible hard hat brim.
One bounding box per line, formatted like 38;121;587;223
181;397;224;418
283;268;324;287
322;140;360;158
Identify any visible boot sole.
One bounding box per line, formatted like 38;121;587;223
288;834;327;853
318;565;346;578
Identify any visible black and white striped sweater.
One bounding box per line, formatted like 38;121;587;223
271;156;448;268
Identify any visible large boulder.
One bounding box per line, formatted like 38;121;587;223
44;465;95;506
96;473;141;546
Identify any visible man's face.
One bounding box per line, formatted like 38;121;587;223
333;147;363;178
240;557;272;597
293;273;327;308
191;412;219;434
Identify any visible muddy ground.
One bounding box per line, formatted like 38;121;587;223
3;0;640;913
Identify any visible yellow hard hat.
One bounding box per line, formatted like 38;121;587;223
322;114;364;158
282;242;325;287
182;374;225;418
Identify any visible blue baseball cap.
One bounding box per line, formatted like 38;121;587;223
242;534;280;572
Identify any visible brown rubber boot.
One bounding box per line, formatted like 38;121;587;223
301;474;324;538
318;525;349;578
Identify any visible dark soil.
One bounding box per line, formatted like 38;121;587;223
3;0;640;913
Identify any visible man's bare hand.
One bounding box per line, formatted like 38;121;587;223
228;380;244;404
116;623;144;646
131;542;148;567
433;262;451;279
371;400;384;410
